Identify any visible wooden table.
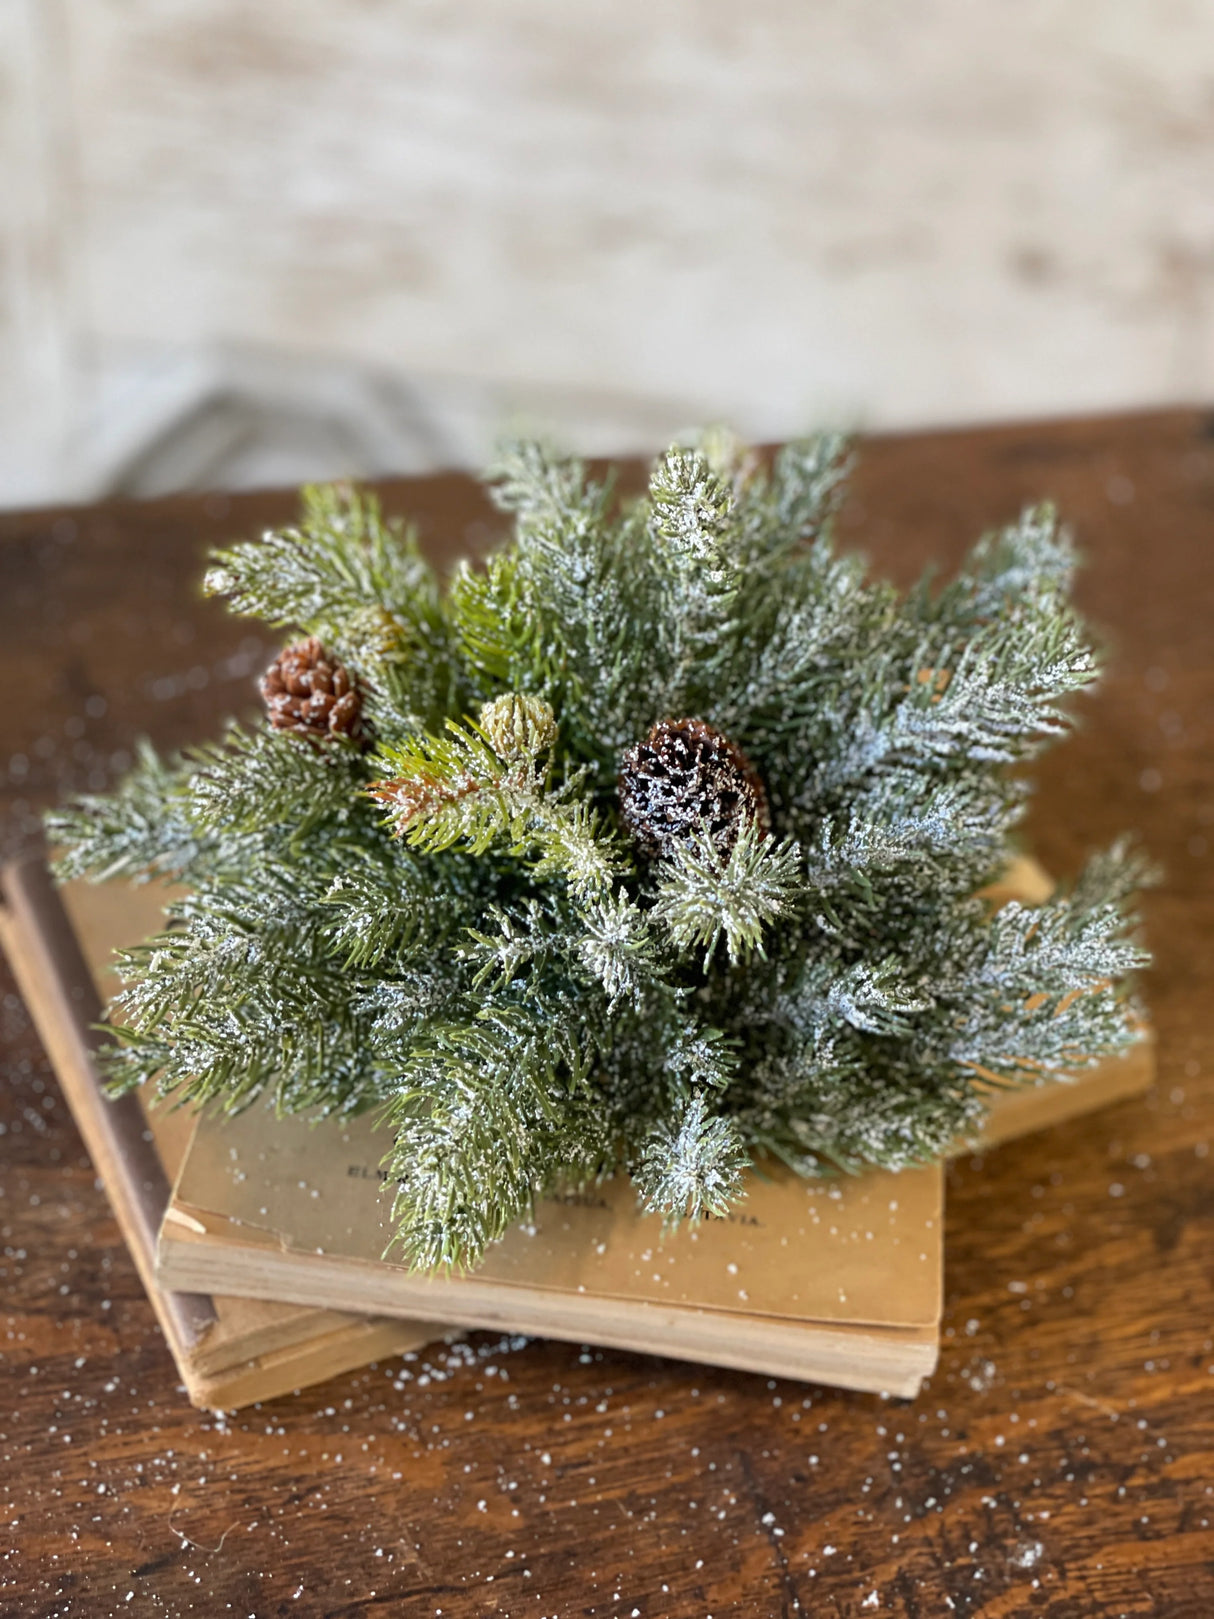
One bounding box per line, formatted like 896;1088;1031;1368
2;412;1211;1618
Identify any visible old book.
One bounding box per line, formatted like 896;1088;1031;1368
9;855;1151;1403
153;1030;1151;1402
152;852;1153;1398
0;859;440;1410
159;1103;944;1398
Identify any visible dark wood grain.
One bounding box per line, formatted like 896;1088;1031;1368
2;414;1212;1619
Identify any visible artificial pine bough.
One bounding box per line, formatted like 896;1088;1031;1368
51;436;1151;1270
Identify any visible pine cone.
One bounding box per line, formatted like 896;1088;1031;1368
260;637;365;743
618;718;770;859
480;692;558;761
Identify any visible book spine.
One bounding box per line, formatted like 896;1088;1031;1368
0;857;216;1351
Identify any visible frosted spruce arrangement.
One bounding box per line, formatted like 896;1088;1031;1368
51;435;1150;1270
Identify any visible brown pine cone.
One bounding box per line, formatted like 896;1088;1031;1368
618;718;770;859
260;636;365;744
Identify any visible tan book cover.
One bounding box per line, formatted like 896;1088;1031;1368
158;1101;945;1397
152;853;1152;1399
0;860;439;1410
154;1030;1152;1400
9;853;1150;1403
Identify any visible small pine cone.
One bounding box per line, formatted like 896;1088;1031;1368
260;636;365;744
618;718;770;859
480;692;558;761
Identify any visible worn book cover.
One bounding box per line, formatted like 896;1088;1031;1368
159;1102;945;1397
9;855;1151;1402
154;1026;1152;1401
0;860;439;1410
153;854;1152;1398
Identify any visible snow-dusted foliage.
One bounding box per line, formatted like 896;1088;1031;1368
50;435;1150;1269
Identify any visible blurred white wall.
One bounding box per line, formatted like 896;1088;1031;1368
3;1;1214;504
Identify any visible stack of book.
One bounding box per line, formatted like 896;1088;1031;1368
0;857;1153;1409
